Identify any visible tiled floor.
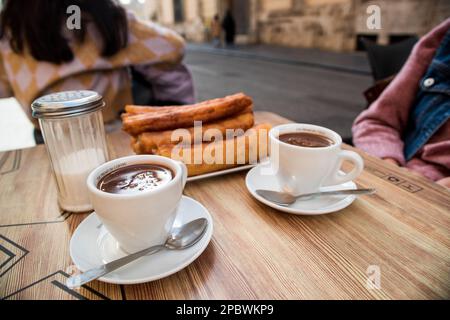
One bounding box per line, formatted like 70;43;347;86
0;98;35;152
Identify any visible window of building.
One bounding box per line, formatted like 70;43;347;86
174;0;184;23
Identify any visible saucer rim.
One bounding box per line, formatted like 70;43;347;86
69;195;213;285
245;163;357;215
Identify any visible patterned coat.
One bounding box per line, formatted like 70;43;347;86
0;11;194;126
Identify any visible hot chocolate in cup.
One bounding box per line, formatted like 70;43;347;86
87;155;187;253
269;124;364;195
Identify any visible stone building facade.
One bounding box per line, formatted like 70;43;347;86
125;0;450;52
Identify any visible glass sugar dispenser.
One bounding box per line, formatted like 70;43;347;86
32;90;109;212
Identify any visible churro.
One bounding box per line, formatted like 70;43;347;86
132;109;254;154
122;93;252;135
156;124;272;176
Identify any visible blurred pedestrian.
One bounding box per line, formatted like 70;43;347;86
211;14;221;48
222;10;236;47
352;19;450;188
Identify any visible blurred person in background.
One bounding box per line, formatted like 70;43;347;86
222;10;236;47
0;0;195;135
211;14;221;48
352;19;450;188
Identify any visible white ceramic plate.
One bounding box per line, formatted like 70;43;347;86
246;163;357;215
69;196;213;285
187;164;256;182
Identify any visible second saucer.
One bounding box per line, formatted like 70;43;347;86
246;163;357;215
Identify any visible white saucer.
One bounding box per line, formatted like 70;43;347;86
246;163;357;215
69;196;213;285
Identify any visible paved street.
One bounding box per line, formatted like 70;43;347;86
185;44;373;139
0;44;373;151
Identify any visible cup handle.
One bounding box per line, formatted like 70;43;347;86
178;161;188;188
324;150;364;186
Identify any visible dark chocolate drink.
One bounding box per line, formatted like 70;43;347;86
97;164;173;195
279;132;334;148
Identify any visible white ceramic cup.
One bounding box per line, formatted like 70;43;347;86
87;155;188;253
269;124;364;195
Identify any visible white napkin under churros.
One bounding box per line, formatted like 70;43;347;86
122;93;271;177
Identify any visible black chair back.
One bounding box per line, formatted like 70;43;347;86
362;36;418;81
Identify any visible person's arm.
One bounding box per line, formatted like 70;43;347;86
127;11;186;65
126;12;195;105
352;19;450;165
133;63;195;105
383;158;400;166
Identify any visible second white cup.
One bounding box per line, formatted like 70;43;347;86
269;124;364;195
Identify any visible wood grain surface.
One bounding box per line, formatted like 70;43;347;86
0;112;449;300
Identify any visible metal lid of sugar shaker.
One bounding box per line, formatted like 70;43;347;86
32;90;105;119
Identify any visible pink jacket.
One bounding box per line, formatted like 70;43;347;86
352;19;450;182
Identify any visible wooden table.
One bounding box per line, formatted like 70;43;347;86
1;112;449;300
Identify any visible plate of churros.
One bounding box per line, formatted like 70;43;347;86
122;93;271;181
